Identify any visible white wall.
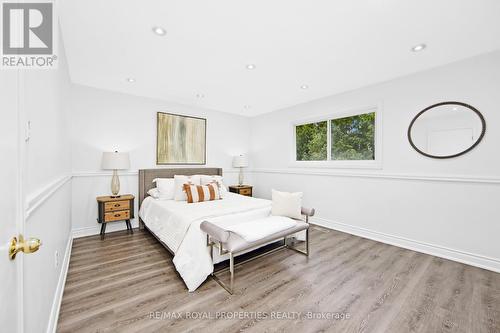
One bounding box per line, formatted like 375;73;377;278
21;39;73;333
250;50;500;271
68;86;251;235
68;51;500;271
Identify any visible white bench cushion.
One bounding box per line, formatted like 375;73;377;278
224;221;308;253
225;216;297;242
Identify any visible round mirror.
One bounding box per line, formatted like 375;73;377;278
408;102;485;159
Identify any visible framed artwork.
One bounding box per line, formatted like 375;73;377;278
156;112;206;165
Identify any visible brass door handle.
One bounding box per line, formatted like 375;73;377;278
9;235;42;260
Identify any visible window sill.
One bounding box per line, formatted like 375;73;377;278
289;160;382;170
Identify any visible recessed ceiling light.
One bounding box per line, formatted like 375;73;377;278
126;77;136;83
152;26;166;36
246;64;256;70
196;93;205;98
411;43;426;52
300;85;309;89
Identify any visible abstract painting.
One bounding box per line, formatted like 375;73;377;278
157;112;206;164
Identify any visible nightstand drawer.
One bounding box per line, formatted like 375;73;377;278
229;185;253;197
104;200;130;212
239;188;252;196
104;210;130;222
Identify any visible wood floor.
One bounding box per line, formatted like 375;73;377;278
57;227;500;333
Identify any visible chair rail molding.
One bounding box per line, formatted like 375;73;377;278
72;170;138;177
250;168;500;184
72;168;239;178
26;174;72;219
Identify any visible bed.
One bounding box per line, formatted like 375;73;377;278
138;168;274;291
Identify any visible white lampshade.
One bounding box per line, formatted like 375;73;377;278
101;151;130;170
232;155;248;168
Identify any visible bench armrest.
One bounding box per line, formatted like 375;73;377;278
200;221;230;243
301;207;315;217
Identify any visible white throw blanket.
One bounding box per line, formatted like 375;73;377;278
139;193;272;291
226;216;297;242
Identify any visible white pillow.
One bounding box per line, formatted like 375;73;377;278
271;189;303;220
197;175;228;193
174;175;201;201
147;188;163;199
151;178;175;200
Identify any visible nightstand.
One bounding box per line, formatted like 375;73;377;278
97;194;135;239
228;185;253;197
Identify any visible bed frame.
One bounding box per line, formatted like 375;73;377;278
138;167;223;254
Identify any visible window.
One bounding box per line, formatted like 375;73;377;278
331;112;375;160
294;110;377;163
295;121;327;161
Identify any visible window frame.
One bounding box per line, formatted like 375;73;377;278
291;105;382;169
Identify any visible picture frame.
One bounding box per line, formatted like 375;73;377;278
156;112;207;165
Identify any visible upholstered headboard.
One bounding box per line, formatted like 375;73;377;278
138;168;223;209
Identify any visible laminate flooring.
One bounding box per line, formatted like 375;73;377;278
57;227;500;333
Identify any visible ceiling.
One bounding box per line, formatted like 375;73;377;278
60;0;500;116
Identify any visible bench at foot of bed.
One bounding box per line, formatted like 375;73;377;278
200;207;315;294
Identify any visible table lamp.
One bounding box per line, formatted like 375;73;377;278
232;154;249;186
101;151;130;197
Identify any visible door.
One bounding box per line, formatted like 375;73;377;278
0;71;22;331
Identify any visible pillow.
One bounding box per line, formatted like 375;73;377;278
152;178;175;200
271;189;303;219
174;175;201;201
197;175;228;193
147;188;163;199
183;183;221;203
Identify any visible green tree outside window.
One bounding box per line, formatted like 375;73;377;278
331;112;375;160
295;121;327;161
295;112;375;161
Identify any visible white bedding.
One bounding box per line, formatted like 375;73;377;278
139;192;272;291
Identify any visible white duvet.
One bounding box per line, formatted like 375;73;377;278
139;193;272;291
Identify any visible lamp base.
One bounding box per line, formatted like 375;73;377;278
238;168;244;186
111;170;121;197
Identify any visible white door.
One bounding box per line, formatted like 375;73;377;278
0;71;22;331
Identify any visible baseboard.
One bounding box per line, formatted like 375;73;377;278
46;234;73;333
72;220;139;238
311;217;500;273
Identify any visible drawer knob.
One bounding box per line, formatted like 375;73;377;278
114;204;120;207
114;214;120;217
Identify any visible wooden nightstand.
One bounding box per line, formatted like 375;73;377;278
97;194;135;239
228;185;253;197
